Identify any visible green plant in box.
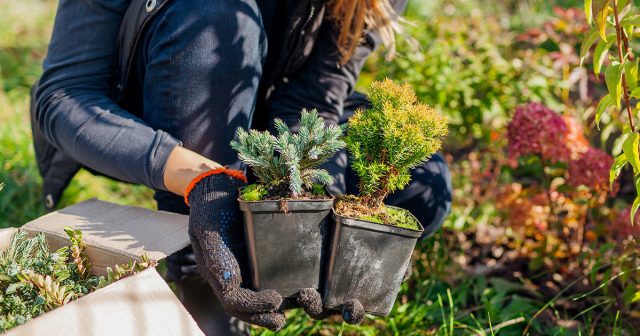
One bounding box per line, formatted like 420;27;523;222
0;228;155;332
336;79;448;228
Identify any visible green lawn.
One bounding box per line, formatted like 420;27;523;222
0;0;155;229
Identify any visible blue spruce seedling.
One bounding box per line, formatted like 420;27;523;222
231;109;345;199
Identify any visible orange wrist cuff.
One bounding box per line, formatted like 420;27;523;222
184;168;248;206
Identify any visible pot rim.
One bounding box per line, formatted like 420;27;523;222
238;197;334;212
332;206;424;238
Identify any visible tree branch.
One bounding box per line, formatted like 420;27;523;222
613;0;636;132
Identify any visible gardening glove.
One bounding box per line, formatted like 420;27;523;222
290;289;366;324
288;258;414;324
185;168;286;331
276;289;364;324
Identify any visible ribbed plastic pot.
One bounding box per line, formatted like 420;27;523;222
323;207;424;316
238;198;333;297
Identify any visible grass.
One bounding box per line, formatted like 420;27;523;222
0;0;155;230
0;86;155;228
0;94;154;223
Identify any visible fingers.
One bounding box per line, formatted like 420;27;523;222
295;289;365;323
224;288;285;331
296;288;334;319
225;287;283;313
342;299;365;324
233;311;286;332
278;297;298;311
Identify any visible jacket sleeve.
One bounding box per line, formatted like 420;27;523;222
266;0;408;128
34;0;180;191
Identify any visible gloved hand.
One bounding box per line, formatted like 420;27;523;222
288;289;365;324
185;168;285;331
286;258;415;324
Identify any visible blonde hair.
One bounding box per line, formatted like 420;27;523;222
329;0;401;64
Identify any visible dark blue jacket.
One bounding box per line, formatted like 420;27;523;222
30;0;405;209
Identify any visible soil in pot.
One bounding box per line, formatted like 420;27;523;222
239;197;333;297
323;202;424;316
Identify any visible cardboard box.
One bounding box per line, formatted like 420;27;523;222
2;199;204;336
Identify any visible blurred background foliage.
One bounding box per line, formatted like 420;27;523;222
1;0;639;335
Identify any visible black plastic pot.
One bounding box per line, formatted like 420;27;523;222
323;207;424;316
239;198;333;297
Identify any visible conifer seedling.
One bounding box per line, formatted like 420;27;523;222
335;79;448;229
232;110;345;296
231;109;345;200
0;228;155;332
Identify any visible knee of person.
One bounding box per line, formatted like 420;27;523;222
391;153;452;238
421;195;451;239
421;156;452;237
160;0;266;61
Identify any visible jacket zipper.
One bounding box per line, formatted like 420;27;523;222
116;0;172;101
282;0;318;78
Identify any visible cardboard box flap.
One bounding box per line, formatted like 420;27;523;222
0;228;16;252
22;198;190;263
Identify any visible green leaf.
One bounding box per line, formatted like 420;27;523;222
5;283;21;295
593;39;612;75
596;94;614;129
618;0;630;11
613;128;629;155
610;153;628;188
632;87;640;100
311;183;326;196
580;27;600;63
240;184;267;201
622;131;640;173
631;194;640;224
621;14;640;27
592;0;611;41
632;291;640;303
586;0;593;25
625;59;639;92
605;63;623;109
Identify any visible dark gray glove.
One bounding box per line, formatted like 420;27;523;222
292;289;366;324
288;258;414;324
186;169;285;331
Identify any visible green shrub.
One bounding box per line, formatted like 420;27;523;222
367;1;562;149
347;79;448;209
335;80;447;230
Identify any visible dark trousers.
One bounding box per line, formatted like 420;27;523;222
130;0;451;334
